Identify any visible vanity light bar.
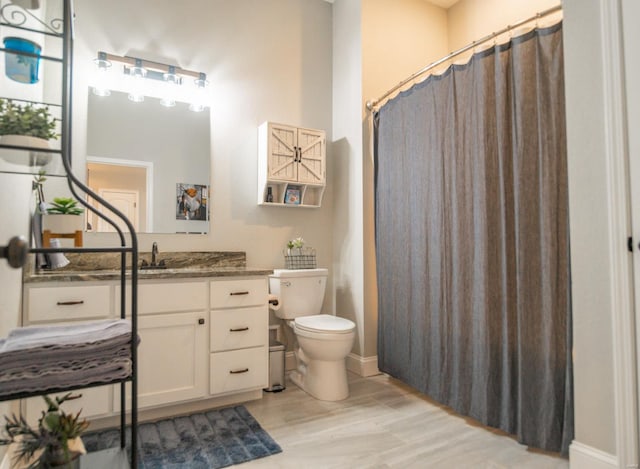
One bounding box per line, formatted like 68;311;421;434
92;51;210;110
98;52;204;81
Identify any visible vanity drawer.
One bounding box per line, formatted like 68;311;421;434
210;305;268;352
210;278;267;309
26;284;112;322
209;347;268;395
118;280;207;315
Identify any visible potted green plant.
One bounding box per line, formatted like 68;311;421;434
0;98;58;166
0;393;89;468
46;197;84;216
42;197;85;234
286;237;305;255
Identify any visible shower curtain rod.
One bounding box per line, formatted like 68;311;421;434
366;4;562;111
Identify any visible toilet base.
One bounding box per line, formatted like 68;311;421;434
289;353;349;401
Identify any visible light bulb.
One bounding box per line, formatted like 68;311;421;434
92;51;112;96
189;72;209;112
160;65;178;107
127;58;146;102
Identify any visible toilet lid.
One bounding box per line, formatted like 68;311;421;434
295;314;355;334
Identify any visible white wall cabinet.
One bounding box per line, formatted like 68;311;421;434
258;122;326;208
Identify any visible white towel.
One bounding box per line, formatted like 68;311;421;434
0;319;131;352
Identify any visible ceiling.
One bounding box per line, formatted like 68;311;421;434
425;0;461;8
324;0;461;7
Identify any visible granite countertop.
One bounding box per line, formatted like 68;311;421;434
24;251;273;283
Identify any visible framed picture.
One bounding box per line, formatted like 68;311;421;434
284;185;301;205
176;183;209;220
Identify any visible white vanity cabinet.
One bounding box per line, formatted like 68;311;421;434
22;272;270;422
258;121;326;207
209;278;269;395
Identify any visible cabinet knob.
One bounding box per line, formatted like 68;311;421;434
198;318;205;325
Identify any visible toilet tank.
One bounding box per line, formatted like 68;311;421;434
269;268;328;319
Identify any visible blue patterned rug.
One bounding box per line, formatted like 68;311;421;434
83;405;282;468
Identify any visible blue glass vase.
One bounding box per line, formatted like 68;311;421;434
3;37;41;84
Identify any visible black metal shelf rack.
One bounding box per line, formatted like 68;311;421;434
0;0;138;467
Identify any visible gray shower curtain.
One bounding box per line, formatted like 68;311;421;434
374;23;572;455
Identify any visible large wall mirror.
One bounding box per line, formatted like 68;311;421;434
85;90;210;234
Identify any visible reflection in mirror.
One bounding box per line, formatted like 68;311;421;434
86;90;210;234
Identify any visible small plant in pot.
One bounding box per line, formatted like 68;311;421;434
42;197;85;234
0;98;58;142
0;393;89;468
0;98;58;166
46;197;84;216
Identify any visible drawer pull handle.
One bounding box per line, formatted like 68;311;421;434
229;368;249;374
229;291;250;296
229;327;249;332
56;300;85;306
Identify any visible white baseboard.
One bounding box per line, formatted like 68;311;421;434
346;353;380;377
569;441;618;469
285;351;381;378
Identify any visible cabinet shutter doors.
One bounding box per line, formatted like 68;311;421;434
268;124;298;181
297;128;325;184
267;124;325;184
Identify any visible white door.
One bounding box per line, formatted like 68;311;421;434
622;0;640;458
96;189;138;233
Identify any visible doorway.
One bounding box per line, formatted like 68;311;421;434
86;157;153;232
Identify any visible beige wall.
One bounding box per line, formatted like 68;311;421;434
363;0;448;106
447;0;562;51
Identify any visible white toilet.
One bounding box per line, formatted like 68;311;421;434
269;268;356;401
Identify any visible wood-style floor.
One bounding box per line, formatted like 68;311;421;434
243;373;569;469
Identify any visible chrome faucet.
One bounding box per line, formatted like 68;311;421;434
151;242;158;266
141;242;166;269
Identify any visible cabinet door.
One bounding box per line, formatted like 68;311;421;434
267;123;298;181
297;127;325;184
128;312;208;409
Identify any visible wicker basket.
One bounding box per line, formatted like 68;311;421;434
284;247;317;269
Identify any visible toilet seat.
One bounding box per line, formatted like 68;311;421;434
295;314;355;334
